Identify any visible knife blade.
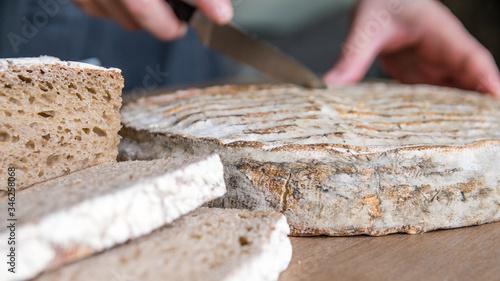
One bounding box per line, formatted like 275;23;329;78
165;0;326;89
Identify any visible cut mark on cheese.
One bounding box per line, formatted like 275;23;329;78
122;84;500;150
280;173;292;213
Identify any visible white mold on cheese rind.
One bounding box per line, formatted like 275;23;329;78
119;84;500;236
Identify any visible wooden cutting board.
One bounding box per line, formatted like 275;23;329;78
279;222;500;281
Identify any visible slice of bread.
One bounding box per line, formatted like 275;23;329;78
119;83;500;236
0;56;123;192
0;154;226;280
34;208;292;281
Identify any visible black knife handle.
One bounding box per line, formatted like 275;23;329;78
165;0;196;22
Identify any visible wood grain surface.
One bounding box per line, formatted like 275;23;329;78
279;222;500;281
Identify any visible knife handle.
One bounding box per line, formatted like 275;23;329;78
165;0;196;22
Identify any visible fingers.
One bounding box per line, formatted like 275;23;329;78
96;0;140;31
323;35;380;85
380;44;453;86
73;0;108;18
194;0;233;24
325;0;500;98
73;0;187;41
479;74;500;98
432;16;500;97
427;9;491;94
458;47;500;97
323;26;384;85
74;0;232;41
323;2;413;86
121;0;187;40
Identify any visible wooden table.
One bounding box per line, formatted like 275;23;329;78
279;222;500;281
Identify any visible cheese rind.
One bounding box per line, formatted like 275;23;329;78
120;84;500;236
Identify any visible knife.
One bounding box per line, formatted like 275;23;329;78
165;0;326;88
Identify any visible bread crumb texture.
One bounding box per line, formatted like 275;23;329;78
0;155;226;280
0;60;123;191
34;208;292;281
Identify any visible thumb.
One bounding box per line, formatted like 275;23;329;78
194;0;233;24
324;15;391;85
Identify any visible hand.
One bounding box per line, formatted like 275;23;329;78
324;0;500;97
73;0;233;40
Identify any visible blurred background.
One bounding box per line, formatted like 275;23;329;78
0;0;498;93
441;0;500;64
229;0;361;80
230;0;500;83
